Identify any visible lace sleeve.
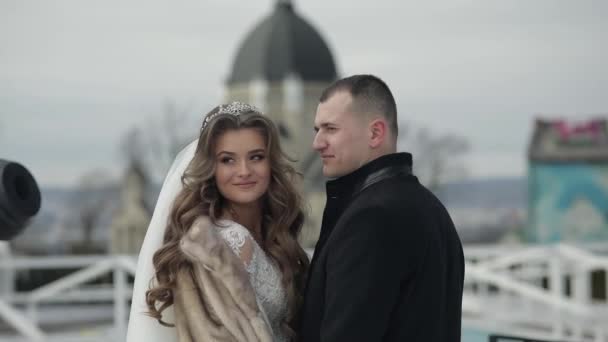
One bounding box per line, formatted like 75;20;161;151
217;225;257;273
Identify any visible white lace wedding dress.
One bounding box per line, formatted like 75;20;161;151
216;219;288;342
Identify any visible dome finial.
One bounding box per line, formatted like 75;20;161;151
276;0;293;9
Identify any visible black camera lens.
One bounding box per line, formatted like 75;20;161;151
0;159;41;241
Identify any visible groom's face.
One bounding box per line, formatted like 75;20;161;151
313;91;370;178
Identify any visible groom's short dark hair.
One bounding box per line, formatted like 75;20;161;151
319;74;398;138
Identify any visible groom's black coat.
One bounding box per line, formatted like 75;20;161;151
298;153;464;342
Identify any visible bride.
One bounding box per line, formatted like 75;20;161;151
126;102;309;342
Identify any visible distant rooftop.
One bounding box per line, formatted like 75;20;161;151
227;1;337;85
528;118;608;162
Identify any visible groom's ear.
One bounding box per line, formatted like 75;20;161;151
368;119;387;149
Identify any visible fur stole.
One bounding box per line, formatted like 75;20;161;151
173;216;273;342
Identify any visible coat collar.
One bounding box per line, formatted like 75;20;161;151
325;152;413;199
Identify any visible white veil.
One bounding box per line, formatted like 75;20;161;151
126;139;198;342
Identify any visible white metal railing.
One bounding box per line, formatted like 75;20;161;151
463;243;608;342
0;254;136;341
0;243;607;341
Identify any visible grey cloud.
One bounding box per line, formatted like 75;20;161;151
1;0;607;185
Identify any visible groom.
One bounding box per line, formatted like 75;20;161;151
299;75;464;341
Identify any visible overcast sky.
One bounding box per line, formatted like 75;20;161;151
1;0;607;187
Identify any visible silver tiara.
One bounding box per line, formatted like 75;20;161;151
202;101;261;130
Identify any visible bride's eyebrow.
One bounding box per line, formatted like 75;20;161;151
216;149;265;157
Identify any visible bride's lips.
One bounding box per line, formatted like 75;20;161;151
233;181;257;189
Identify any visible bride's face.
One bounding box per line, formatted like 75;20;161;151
213;128;271;207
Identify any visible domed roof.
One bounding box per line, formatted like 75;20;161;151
227;1;338;85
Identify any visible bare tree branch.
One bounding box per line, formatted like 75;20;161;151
119;99;197;181
399;123;470;192
69;169;114;253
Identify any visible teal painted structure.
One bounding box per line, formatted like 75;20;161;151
528;164;608;242
527;118;608;243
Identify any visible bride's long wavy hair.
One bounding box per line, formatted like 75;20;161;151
145;105;310;337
